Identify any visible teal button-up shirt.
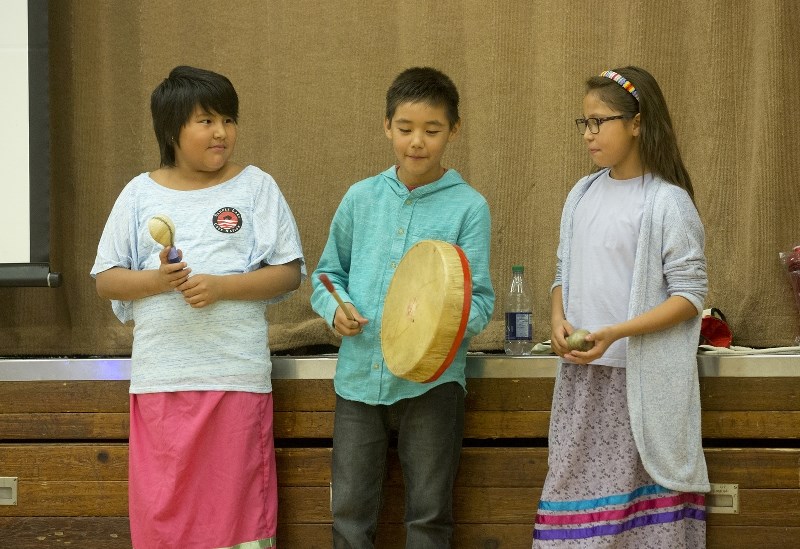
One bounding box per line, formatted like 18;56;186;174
311;166;495;405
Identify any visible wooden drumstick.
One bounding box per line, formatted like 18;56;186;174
318;274;356;321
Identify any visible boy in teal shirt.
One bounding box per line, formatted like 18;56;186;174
311;67;494;548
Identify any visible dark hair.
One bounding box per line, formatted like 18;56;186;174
150;66;239;167
386;67;460;128
586;66;695;202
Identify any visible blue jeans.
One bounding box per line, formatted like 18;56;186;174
331;382;465;549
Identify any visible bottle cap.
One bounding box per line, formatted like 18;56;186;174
512;265;524;273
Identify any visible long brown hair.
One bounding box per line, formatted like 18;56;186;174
586;66;695;203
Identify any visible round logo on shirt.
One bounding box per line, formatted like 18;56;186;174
212;207;243;234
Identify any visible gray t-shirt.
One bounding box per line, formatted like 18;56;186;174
91;165;305;394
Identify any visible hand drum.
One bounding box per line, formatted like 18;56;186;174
381;240;472;383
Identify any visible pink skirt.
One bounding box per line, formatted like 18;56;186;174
129;391;277;549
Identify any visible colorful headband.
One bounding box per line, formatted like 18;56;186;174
599;70;640;102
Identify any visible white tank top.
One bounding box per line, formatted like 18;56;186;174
566;171;650;367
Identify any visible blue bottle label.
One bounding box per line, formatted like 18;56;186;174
505;312;532;340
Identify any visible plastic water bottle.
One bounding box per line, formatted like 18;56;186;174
504;265;534;355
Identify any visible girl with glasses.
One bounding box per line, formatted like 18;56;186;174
533;66;708;547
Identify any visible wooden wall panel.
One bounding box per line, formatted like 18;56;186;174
2;376;800;547
1;444;799;546
5;378;798;440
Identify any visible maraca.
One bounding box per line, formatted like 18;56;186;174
147;214;181;263
566;328;595;352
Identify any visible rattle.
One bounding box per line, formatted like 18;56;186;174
147;214;181;263
566;329;595;352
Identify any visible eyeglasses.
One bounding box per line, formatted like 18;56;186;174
575;115;629;135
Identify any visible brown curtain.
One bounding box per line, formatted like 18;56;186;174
2;0;799;355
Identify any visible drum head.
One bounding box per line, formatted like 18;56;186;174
381;240;472;383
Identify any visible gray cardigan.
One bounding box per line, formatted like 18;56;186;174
553;169;710;493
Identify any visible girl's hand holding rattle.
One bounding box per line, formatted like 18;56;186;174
566;329;595;352
148;214;182;264
149;213;190;291
564;327;618;365
550;317;574;357
157;246;190;291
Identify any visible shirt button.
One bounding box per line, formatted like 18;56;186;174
391;261;397;268
373;363;379;369
405;199;412;205
397;228;404;235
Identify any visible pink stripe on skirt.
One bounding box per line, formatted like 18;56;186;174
129;391;277;549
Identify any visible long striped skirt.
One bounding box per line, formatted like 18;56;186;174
532;363;706;548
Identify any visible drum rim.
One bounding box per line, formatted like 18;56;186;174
422;242;472;383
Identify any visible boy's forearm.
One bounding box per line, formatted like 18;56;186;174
217;260;302;301
465;287;494;337
95;267;165;301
